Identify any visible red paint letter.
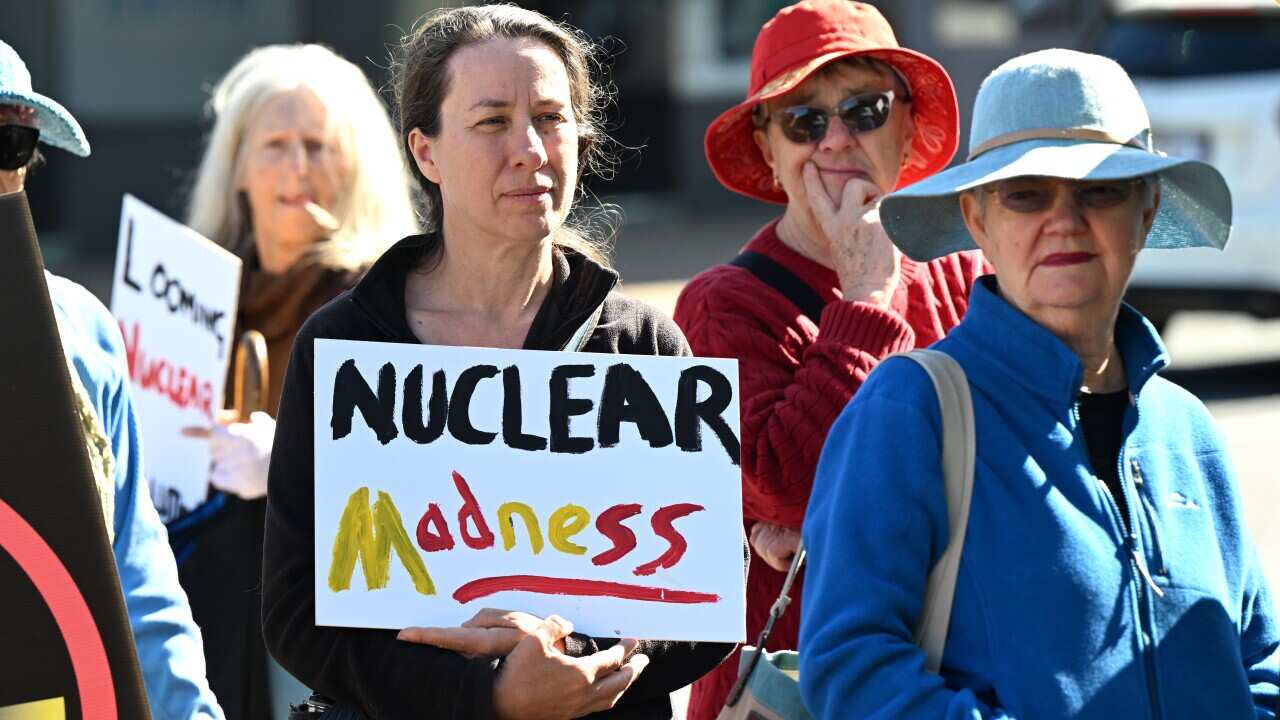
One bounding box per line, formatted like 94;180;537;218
452;470;494;549
120;321;141;377
592;503;641;566
416;503;454;552
115;321;215;420
634;503;704;576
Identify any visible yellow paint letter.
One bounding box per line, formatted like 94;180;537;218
328;486;435;596
548;504;590;555
497;501;544;554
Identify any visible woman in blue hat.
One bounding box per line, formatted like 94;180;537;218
800;49;1278;719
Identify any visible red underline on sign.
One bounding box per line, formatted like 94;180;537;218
453;575;720;604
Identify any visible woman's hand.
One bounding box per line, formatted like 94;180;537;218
401;610;645;718
803;161;902;309
398;608;567;658
182;409;275;500
491;615;648;720
749;521;802;572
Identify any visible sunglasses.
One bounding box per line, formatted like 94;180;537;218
763;90;904;145
985;177;1146;214
0;125;40;171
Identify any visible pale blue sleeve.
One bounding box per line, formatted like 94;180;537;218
798;360;1013;720
107;379;225;719
66;287;227;720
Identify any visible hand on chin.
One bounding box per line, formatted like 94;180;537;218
825;174;881;210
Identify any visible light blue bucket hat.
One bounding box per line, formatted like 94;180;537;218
0;39;90;157
880;48;1230;262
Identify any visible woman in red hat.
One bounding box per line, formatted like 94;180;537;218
672;2;988;717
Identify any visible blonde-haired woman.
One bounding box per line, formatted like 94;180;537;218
187;43;416;270
171;43;418;720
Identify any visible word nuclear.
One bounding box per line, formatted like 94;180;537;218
120;321;216;421
330;359;740;463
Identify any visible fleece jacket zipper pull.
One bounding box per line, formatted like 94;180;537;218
1130;539;1165;598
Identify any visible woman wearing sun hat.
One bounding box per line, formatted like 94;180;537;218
671;2;988;717
801;48;1279;719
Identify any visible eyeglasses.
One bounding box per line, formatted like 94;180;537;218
0;125;40;171
984;177;1145;214
761;90;905;145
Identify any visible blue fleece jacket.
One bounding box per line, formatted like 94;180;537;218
800;276;1279;719
50;274;224;720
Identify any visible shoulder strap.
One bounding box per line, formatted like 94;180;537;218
728;251;825;325
900;349;976;674
724;539;806;708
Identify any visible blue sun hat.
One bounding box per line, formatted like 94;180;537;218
880;48;1230;262
0;40;90;157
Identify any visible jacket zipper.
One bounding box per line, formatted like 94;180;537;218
1132;461;1168;580
1073;403;1162;720
1116;451;1165;720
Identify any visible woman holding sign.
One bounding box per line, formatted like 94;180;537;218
262;6;732;719
176;44;418;720
671;2;990;717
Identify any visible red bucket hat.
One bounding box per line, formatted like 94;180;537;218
705;0;960;204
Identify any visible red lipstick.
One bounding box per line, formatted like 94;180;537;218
1040;252;1095;267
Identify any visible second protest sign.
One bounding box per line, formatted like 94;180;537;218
314;339;745;643
110;194;241;520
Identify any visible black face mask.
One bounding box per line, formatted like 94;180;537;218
0;125;40;171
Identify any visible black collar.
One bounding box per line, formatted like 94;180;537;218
349;233;619;350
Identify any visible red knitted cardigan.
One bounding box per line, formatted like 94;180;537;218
673;220;988;720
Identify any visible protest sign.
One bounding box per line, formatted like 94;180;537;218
0;191;150;718
110;194;241;521
314;339;746;642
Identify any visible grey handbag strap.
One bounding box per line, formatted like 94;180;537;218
725;539;807;708
901;349;976;674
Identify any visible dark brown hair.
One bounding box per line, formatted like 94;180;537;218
391;3;615;264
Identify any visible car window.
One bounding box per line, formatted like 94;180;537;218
1094;14;1280;77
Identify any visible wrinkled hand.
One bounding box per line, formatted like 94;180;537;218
182;409;274;500
491;615;648;720
398;608;567;658
802;161;901;309
750;521;802;573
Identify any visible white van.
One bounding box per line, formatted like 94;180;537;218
1088;1;1280;329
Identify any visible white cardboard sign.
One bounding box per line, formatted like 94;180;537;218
110;194;242;521
314;339;746;642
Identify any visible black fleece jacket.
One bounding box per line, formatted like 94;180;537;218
261;234;734;719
